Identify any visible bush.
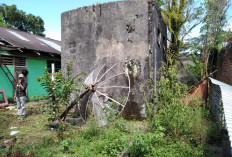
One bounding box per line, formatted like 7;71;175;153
142;59;220;156
37;61;86;120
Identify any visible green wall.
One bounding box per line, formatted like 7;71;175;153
27;59;47;99
0;66;14;101
1;51;14;101
0;51;9;54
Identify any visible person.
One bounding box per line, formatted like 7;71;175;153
13;74;28;119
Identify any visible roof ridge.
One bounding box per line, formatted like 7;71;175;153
0;25;60;42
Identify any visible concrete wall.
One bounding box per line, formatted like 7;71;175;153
216;42;232;85
61;0;166;119
27;58;47;99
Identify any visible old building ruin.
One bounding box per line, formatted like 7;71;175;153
61;0;167;119
216;41;232;86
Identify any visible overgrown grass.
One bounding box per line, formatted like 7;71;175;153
0;61;222;156
0;105;220;157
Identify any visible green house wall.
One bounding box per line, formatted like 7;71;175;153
27;58;47;99
1;50;60;101
0;51;9;55
0;65;14;101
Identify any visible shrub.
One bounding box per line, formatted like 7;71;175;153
37;61;86;120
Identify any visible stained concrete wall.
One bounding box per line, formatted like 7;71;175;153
61;0;166;119
216;42;232;86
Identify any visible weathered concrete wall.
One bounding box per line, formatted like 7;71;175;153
61;0;166;119
216;42;232;86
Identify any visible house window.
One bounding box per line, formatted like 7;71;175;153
15;56;26;67
0;54;26;66
0;55;13;65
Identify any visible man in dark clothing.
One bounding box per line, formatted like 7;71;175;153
13;74;27;119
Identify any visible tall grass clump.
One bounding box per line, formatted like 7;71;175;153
135;59;221;156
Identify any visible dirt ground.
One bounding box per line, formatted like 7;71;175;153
0;100;55;150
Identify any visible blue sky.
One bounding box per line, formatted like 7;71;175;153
0;0;119;40
1;0;232;41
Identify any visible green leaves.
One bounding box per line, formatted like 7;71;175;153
185;0;231;78
37;61;86;119
187;53;202;80
0;13;5;26
60;139;71;152
0;4;45;36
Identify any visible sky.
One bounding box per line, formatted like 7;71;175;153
1;0;232;41
187;0;232;38
0;0;119;40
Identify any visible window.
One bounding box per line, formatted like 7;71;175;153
0;55;13;65
0;55;26;66
15;56;26;66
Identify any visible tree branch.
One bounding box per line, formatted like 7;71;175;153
181;15;207;41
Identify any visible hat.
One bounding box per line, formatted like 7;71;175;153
19;74;24;78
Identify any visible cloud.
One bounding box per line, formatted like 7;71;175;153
45;30;61;41
226;22;232;31
185;25;201;40
188;28;201;38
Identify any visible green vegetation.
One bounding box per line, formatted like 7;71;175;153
181;0;231;79
0;61;222;156
37;61;86;120
158;0;204;63
0;102;221;157
187;53;202;80
0;1;227;155
157;0;231;80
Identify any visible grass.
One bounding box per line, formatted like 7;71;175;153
0;101;223;157
0;103;56;156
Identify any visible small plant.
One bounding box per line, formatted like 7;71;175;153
60;139;71;152
129;132;164;156
144;60;188;137
37;61;86;121
42;137;53;147
37;67;62;120
80;113;100;140
59;61;86;119
187;53;203;80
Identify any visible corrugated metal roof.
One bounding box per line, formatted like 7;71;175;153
0;26;61;55
209;77;232;153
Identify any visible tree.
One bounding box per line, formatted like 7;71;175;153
0;13;5;26
200;0;230;78
0;4;45;36
157;0;205;64
186;0;231;79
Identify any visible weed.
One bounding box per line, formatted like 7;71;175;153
37;61;86;120
60;139;70;152
79;116;100;140
141;60;221;156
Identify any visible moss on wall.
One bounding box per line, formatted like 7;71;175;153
0;66;14;100
27;59;47;99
